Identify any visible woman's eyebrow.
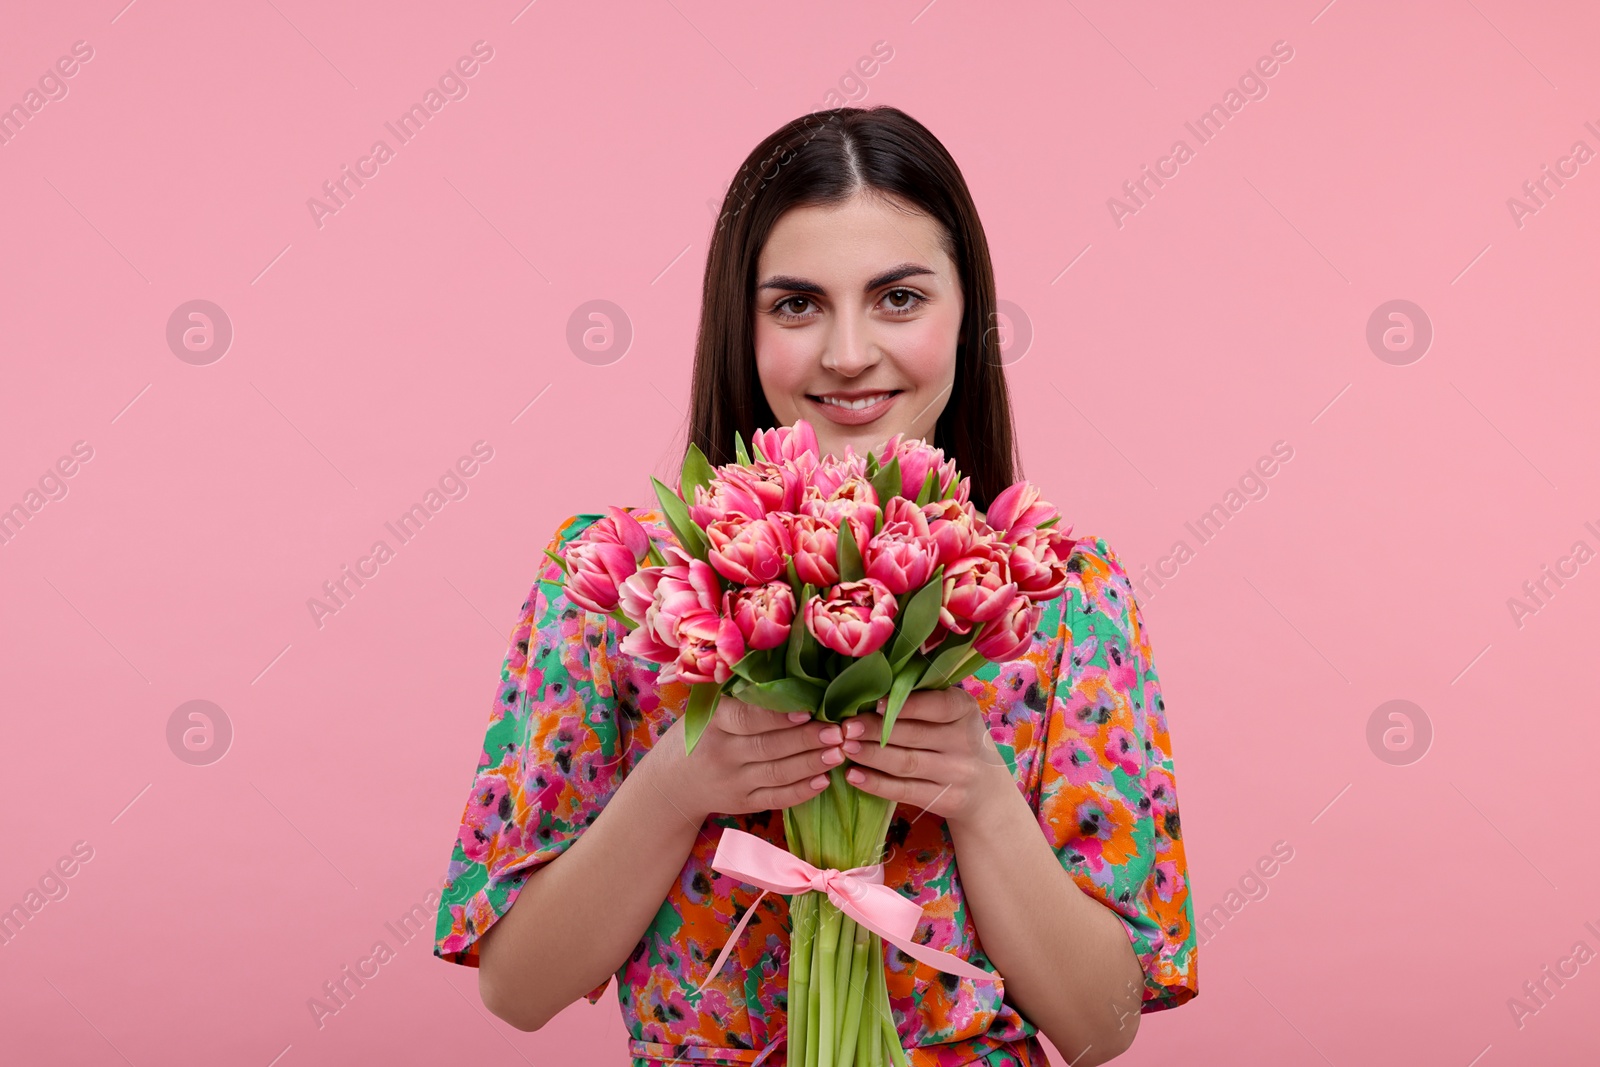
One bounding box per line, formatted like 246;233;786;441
756;263;937;295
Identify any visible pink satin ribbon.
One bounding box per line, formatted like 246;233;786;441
689;827;1002;1000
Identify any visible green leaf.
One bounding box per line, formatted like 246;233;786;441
1036;515;1060;530
945;648;993;684
608;607;639;631
651;476;708;561
734;432;751;466
880;656;926;745
785;587;823;684
865;451;879;477
731;676;822;714
913;467;939;506
749;434;768;464
919;633;979;689
680;442;715;498
822;649;892;721
837;519;863;583
888;566;944;669
869;455;902;505
681;681;720;757
542;547;570;574
731;646;784;685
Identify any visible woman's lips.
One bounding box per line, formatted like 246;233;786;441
806;391;901;426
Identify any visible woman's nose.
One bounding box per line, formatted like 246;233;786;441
820;317;879;375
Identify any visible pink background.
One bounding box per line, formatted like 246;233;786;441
3;1;1598;1064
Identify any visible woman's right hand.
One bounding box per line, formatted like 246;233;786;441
649;695;865;819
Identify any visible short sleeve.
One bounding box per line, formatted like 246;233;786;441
432;513;630;1006
1034;535;1198;1013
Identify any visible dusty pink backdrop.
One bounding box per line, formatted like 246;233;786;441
2;1;1597;1064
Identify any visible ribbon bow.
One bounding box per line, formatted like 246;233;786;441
689;827;1002;998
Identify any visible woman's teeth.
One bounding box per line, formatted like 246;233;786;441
817;392;895;410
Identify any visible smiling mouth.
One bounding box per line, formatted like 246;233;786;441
808;390;902;411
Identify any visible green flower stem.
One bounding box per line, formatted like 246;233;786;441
831;771;858;1039
832;910;855;1054
789;892;813;1067
817;899;842;1067
782;808;805;1067
808;924;823;1067
836;917;871;1067
806;791;826;1067
779;754;914;1066
864;936;884;1067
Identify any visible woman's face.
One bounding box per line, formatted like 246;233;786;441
753;191;963;462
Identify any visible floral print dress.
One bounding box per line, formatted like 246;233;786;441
434;510;1198;1066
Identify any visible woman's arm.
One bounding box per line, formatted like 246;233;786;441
478;700;845;1031
841;692;1145;1064
946;768;1145;1064
477;720;704;1031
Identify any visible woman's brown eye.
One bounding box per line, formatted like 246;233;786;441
883;289;924;315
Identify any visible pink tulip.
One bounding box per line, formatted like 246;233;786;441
593;505;652;562
722;460;806;515
973;594;1041;662
724;581;796;651
789;515;840;587
821;474;879;509
863;496;937;595
689;476;766;527
752;419;821;464
807;480;879;555
810;450;867;497
939;544;1019;634
619;548;723;665
619;606;678;664
706;515;792;586
806;578;898;657
1007;524;1076;602
616;556;668;623
563;506;653;613
666;609;745;685
565;540;640;613
922;498;986;567
986;481;1059;538
876;433;957;500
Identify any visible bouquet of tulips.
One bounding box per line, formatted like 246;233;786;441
550;419;1072;1067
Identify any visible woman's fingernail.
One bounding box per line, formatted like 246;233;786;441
845;720;864;738
819;725;842;744
843;739;861;754
846;768;865;784
876;697;887;716
810;774;829;789
788;712;811;723
822;747;843;765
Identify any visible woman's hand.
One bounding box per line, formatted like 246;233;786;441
649;695;869;822
837;687;1014;826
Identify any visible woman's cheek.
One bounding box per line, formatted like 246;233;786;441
755;332;811;412
893;316;960;386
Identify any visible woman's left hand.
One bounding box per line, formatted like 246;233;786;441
838;687;1015;825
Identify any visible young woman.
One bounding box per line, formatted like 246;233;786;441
433;106;1197;1066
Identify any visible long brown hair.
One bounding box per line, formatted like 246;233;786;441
685;106;1020;513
